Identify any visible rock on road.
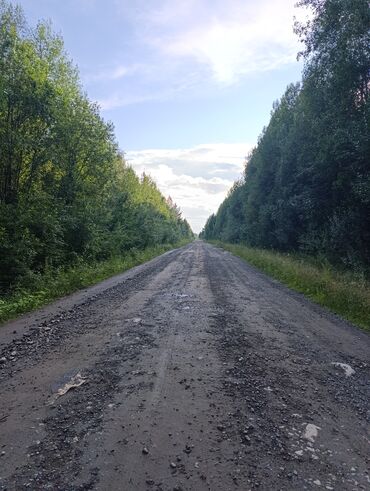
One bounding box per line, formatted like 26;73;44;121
0;241;369;491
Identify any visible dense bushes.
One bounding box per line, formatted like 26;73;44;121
201;0;370;273
0;1;192;294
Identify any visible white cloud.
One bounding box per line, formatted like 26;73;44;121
84;63;142;85
91;0;307;109
152;1;301;85
98;92;157;110
126;143;252;233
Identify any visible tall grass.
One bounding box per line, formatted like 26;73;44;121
211;241;370;331
0;240;191;324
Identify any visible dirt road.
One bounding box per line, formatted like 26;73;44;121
0;241;369;490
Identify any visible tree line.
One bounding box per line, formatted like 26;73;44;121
0;0;192;294
201;0;369;272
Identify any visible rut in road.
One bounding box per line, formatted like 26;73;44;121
0;241;369;490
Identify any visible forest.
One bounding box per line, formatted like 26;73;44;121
0;0;192;296
201;0;370;274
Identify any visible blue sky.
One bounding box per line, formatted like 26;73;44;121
15;0;307;232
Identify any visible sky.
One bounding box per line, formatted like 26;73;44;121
15;0;307;233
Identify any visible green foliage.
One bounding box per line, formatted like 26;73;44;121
211;242;370;330
0;0;193;296
201;0;370;274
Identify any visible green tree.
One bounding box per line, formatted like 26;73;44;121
0;0;193;293
202;0;369;272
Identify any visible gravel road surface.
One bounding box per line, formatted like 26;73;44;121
0;241;369;490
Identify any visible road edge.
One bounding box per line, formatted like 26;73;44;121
0;243;191;347
207;241;370;337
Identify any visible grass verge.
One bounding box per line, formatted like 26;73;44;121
0;240;192;325
211;241;370;331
